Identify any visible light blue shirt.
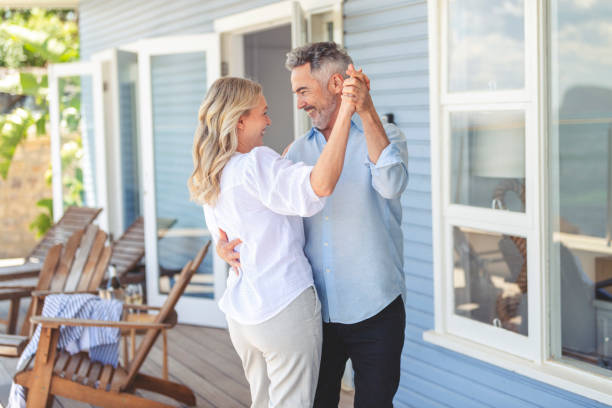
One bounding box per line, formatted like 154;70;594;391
285;120;409;323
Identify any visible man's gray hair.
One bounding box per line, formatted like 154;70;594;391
285;42;353;84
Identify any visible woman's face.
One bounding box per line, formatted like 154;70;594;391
237;95;271;153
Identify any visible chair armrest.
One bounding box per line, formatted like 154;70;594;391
0;263;40;282
0;285;35;290
31;289;98;298
30;316;175;330
0;286;35;301
122;304;162;311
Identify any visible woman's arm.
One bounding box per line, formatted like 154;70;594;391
309;100;355;197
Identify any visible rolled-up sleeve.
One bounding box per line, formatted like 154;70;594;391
365;123;409;199
244;146;326;217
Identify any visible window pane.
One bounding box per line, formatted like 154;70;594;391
451;111;526;211
453;226;528;336
550;0;612;371
448;0;525;92
59;75;97;209
118;53;141;229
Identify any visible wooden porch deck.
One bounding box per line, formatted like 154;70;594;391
0;295;354;407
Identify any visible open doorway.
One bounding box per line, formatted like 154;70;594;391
243;24;295;154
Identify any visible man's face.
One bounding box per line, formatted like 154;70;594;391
290;63;338;130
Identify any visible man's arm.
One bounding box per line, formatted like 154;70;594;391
368;124;409;199
342;64;388;163
342;65;409;199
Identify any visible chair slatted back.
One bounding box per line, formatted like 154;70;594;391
28;206;102;263
19;225;113;336
109;217;176;277
122;241;210;390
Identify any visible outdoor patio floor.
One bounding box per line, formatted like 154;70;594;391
0;294;354;407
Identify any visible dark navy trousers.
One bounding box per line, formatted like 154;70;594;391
314;295;406;408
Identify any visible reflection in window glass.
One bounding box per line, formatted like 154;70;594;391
451;111;525;212
118;55;140;229
59;76;96;209
448;0;524;92
453;226;527;336
550;0;612;371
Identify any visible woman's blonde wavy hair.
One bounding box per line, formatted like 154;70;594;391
188;77;262;205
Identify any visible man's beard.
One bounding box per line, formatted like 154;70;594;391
311;94;338;130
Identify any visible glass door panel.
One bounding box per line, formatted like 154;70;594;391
48;62;109;230
116;50;141;230
139;34;225;327
150;52;211;296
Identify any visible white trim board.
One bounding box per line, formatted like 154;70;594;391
213;0;341;34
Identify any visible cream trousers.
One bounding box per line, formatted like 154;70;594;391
227;286;323;408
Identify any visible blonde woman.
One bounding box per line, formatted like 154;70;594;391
188;76;355;407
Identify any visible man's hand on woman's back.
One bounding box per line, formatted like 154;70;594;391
217;228;242;274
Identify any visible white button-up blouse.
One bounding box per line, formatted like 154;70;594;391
203;146;326;325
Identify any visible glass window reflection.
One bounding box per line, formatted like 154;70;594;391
453;226;528;336
448;0;525;92
550;0;612;371
451;111;526;212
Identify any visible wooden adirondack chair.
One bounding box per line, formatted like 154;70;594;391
0;224;111;350
14;241;210;408
0;206;102;282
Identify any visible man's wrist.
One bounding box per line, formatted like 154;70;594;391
358;103;379;123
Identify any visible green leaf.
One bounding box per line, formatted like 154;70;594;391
35;114;46;135
29;212;52;238
35;197;53;217
18;72;39;95
0;107;35;179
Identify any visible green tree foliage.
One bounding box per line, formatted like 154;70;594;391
0;8;81;237
0;8;78;68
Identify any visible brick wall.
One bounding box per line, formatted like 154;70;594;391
0;136;51;258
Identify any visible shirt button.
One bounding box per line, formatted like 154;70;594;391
326;268;330;273
324;216;329;220
324;242;328;246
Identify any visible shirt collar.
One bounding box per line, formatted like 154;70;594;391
307;119;360;140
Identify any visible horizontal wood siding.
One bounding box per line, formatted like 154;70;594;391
343;0;609;407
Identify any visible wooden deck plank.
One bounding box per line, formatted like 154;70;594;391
147;342;247;408
169;325;247;386
140;353;216;408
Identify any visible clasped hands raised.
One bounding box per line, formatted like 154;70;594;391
340;64;373;114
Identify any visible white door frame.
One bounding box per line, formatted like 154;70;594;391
214;0;343;140
137;33;226;327
48;61;110;232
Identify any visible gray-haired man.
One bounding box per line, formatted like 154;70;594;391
218;42;409;407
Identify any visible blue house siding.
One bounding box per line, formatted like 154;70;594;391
78;0;610;406
344;1;610;407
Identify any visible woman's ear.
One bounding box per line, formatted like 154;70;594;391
236;115;245;131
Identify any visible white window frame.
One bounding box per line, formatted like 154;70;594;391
136;33;227;328
424;0;612;404
48;61;110;232
213;0;343;140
